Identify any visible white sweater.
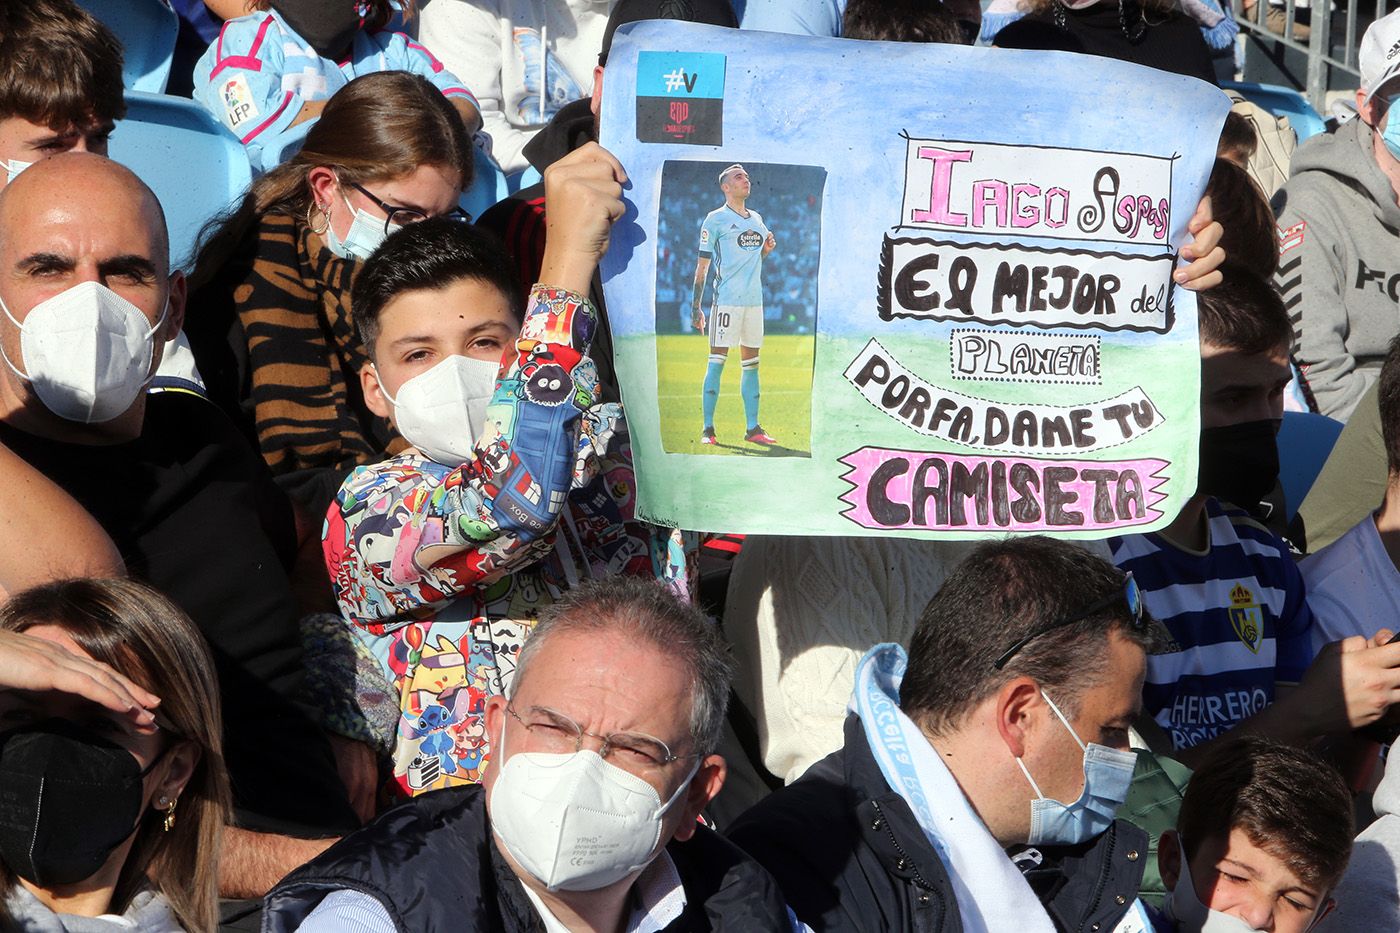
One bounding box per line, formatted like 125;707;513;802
724;534;1114;785
420;0;615;174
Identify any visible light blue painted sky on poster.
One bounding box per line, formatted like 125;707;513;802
598;20;1231;349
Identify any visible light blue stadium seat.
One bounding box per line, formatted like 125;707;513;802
77;0;179;94
511;166;543;193
1221;80;1327;142
461;146;512;221
109;92;253;271
1276;410;1344;520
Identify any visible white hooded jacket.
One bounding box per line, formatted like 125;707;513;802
420;0;615;174
1316;754;1400;930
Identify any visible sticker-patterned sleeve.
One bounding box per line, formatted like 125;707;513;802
323;286;603;634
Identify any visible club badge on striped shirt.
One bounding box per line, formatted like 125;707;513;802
1228;582;1264;654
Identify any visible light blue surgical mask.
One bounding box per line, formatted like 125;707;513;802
1015;691;1137;847
1380;95;1400;161
323;192;399;262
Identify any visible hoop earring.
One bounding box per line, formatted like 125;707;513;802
307;199;331;236
162;797;178;834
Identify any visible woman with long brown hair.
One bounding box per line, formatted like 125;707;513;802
0;578;230;931
187;69;475;521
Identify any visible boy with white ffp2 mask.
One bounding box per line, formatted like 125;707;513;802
1151;736;1352;933
324;143;697;802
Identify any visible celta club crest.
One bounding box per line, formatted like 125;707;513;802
1228;583;1263;654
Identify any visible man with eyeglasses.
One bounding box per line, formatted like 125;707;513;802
264;575;802;933
730;536;1157;933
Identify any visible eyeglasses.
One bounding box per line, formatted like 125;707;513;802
506;704;699;770
992;572;1144;671
348;182;471;234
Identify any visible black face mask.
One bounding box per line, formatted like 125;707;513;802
0;719;155;887
272;0;362;59
1197;419;1280;511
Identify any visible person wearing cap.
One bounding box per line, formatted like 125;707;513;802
694;163;779;446
475;0;741;397
1272;8;1400;421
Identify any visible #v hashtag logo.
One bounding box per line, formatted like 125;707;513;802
663;68;699;93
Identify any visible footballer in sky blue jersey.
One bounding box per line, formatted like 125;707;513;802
691;164;778;446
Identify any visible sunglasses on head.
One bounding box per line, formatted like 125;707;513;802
992;572;1144;671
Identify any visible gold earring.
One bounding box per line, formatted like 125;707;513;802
307;199;331;235
162;797;178;833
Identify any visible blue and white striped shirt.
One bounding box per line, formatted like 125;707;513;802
1111;498;1315;750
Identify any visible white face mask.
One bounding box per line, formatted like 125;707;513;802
0;280;167;423
1165;837;1324;933
488;721;699;892
324;192;400;261
378;354;500;465
4;158;32;184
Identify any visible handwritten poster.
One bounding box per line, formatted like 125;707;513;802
599;21;1230;539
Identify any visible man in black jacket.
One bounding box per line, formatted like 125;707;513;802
729;536;1156;933
264;576;795;932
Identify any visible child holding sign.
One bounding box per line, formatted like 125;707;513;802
321;143;694;799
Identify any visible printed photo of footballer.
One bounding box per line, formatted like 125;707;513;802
654;160;824;457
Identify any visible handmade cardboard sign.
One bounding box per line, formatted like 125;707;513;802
599;21;1230;539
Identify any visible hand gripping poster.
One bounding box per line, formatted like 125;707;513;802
599;21;1230;539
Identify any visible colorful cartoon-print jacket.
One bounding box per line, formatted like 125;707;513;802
323;285;695;797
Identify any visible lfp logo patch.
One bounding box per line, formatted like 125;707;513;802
636;51;725;146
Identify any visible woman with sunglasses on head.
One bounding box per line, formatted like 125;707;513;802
187;70;475;522
0;578;230;932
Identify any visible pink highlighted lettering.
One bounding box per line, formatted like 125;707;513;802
838;448;1168;532
912;146;973;226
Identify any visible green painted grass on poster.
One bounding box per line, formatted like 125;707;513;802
655;333;816;457
620;330;1199;538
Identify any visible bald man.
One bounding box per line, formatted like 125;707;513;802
0;154;361;901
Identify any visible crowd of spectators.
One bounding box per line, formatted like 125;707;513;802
2;0;1400;931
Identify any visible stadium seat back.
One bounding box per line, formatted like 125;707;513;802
1221;81;1327;142
461;146;512;222
511;166;544;193
1276;410;1345;520
109;91;253;271
78;0;179;94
